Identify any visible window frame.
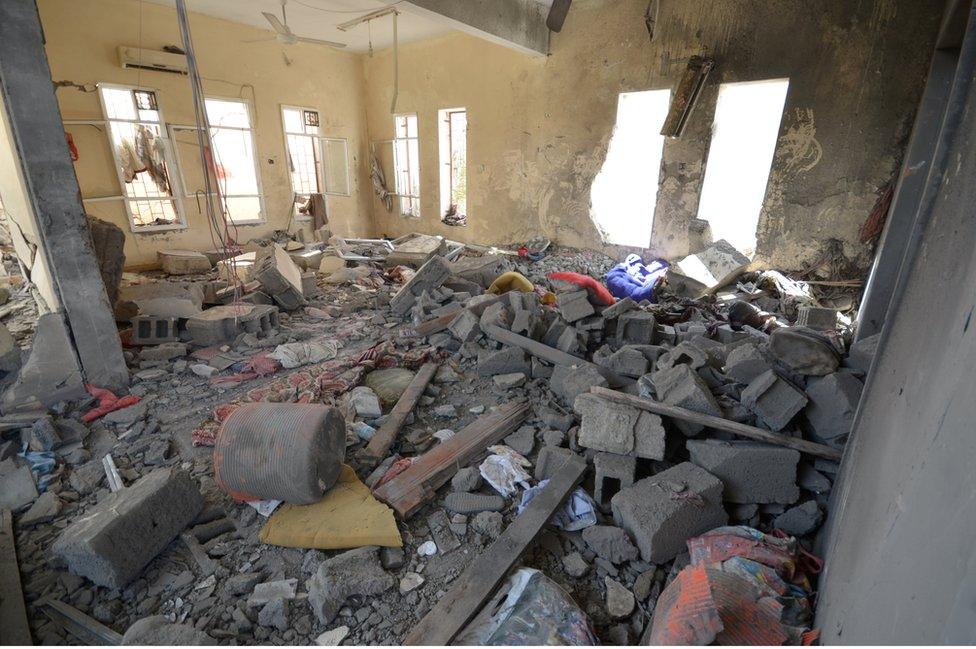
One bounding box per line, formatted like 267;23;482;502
281;105;351;222
438;107;467;221
97;82;187;233
392;112;421;219
169;94;267;226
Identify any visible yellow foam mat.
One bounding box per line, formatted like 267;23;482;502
259;465;402;549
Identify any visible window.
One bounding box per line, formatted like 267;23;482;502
282;106;350;218
696;79;790;256
590;89;672;247
438;108;467;223
171;97;265;224
98;84;184;230
393;114;420;218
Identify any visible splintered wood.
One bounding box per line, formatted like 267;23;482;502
372;401;530;519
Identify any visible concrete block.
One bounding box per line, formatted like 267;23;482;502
796;306;838;331
130;316;180;345
687;439;800;504
476;346;529;376
301;271;318;296
602;297;636;320
116;282;205;320
574;393;665;459
648;364;722;435
534;446;583;482
773;500;823;536
741;370;808;431
254;246;306;310
185;304;279;346
0;458;38;510
391;256;452;317
157;250;212;275
804;372;863;446
551;364;608;405
448;309;480;342
671;239;749;293
558;289;595;323
593;452;636;506
2;312;86;409
656;341;709;371
604;347;649;378
0;322;21;374
724;343;772;384
846;333;880;375
307;547;395;624
611;462;728;563
53;467;204;588
463;293;504;317
616;311;657;346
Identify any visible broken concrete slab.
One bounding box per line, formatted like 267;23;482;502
391;256;452;317
804;371;863;446
18;489;61;526
447;309;480;342
0;458;38;510
741;370;808;431
52;467;204;588
254;245;306;310
157;250;212;275
185;304;280;346
611;462;728;563
574;393;665;459
687;439;800;504
602;297;636;320
534;446;581;481
670;239;750;295
307;547;395;624
2;312;86;411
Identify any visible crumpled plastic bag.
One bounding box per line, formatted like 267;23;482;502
518;481;597;532
480;446;533;497
269;338;340;369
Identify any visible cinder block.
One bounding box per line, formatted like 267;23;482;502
846;333;880;375
612;462;727;563
185;304;279;346
558;290;595;323
53;467;204;588
535;446;583;481
741;370;808;431
796;306;838;331
687;439;800;504
616;311;657;346
594;452;636;506
390;256;452;317
648;364;722;435
804;372;863;446
476;346;529;376
574;393;665;459
603;347;649;378
157;250;212;275
602;297;636;320
448;309;480;342
130;315;180;345
724;343;772;385
551;364;608;405
254;246;306;311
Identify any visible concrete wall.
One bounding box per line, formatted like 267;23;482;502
363;0;942;270
816;8;976;640
37;0;373;267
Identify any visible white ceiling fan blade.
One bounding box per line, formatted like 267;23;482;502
295;36;347;48
262;11;290;35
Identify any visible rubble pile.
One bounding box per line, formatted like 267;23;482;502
0;232;874;645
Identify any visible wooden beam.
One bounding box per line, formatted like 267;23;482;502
404;453;587;645
590;386;843;461
482;324;626;386
0;510;31;646
373;401;530;519
40;599;123;645
363;362;439;461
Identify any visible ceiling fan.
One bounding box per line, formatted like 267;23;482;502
249;0;347;48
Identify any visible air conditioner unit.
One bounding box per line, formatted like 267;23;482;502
117;46;188;75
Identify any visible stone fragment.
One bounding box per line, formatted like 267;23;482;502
797;463;832;493
804;372;863;447
68;460;105;496
846;333;880;375
347;386;382;419
503;425;536;456
611;462;728;563
224;572;264;597
603;346;649;378
158;250;212;275
18;490;61;527
602;297;636;320
316;626;350;646
121;616;212;645
476;346;530;377
633;569;657;602
741;370;808;431
248;579;298;607
29;416;62;451
0;460;41;511
307;547;395;624
768;327;840;376
434;404;457;418
562;551;590;578
773;500;823;536
470;511;504;539
258;597;289;631
448;309;480;342
582;525;639;564
493;372;527;390
605;577;635;619
450;467;483;492
52;467;204;588
443;492;505;515
399;572;425;594
379;547;405;571
687;439;800;504
534;446;582;481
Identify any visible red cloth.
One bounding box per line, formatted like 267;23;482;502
82;385;141;423
547;272;615;306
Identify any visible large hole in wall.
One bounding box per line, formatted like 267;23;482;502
590;89;671;248
696;79;790;256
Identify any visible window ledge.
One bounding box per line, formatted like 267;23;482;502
131;223;188;234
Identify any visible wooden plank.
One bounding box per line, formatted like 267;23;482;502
40;599;123;645
373;401;529;519
404;453;588;645
0;510;32;646
363;362;439;461
483;324;627;387
590;386;843;461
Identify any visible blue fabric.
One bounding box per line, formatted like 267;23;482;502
605;254;668;302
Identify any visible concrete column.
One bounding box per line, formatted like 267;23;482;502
0;1;128;394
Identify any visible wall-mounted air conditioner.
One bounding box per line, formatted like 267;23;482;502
117;46;188;75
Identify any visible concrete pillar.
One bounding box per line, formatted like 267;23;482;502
0;1;128;395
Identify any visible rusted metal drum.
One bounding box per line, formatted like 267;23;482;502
213;403;345;504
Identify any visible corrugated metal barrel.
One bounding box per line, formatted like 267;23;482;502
213;403;345;504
